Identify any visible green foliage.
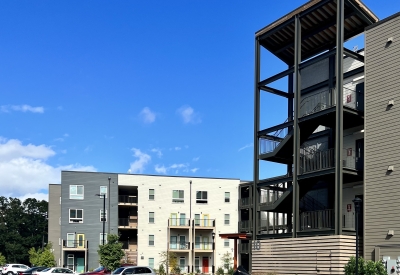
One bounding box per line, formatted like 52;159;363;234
158;264;165;275
0;196;48;265
195;268;201;274
221;252;232;270
158;251;178;273
227;267;234;275
171;266;181;274
0;252;6;265
97;234;125;271
28;243;55;267
216;266;224;275
344;256;386;275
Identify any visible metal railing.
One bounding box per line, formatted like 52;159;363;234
194;219;215;227
118;218;137;227
119;195;137;204
300;148;335;174
239;220;250;231
194;242;213;250
121;241;137;250
260;188;286;206
169;218;190;226
259;118;292;154
64;241;86;248
259;217;287;231
169;242;190;250
239;243;250;254
239;197;251;207
300;209;333;230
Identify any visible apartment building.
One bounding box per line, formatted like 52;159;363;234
48;171;239;273
237;0;400;274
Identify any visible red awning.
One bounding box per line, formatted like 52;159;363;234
218;233;251;240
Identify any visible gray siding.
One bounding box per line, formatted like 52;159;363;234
61;171;118;270
364;14;400;261
48;184;61;265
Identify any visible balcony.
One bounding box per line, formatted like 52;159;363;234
168;218;190;228
300;209;333;231
259;185;293;213
239;220;251;232
194;242;213;251
169;242;190;251
121;240;137;251
239;243;250;254
118;218;138;229
239;197;251;208
194;219;215;229
118;195;137;205
259;218;288;232
62;240;88;250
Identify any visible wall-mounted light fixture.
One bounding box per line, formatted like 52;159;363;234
388;230;395;236
388;166;395;172
388;100;395;106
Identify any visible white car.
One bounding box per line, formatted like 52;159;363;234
2;264;29;275
112;267;155;275
36;268;76;275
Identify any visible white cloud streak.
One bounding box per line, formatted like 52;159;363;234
151;148;163;158
176;105;201;124
1;105;44;113
238;143;253;152
154;163;189;174
128;148;151;174
139;107;156;124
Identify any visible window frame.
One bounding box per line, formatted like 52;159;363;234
100;186;107;198
148;258;155;269
69;209;83;223
100;209;107;222
225;192;230;203
179;257;186;271
194;214;200;226
69;185;84;200
172;190;184;203
149;235;155;246
149;212;155;223
196;191;208;204
224;239;230;247
66;233;75;247
224;214;230;225
149;189;155;200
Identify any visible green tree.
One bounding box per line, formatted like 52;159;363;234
159;251;178;273
28;243;55;267
221;252;232;271
0;252;6;265
344;256;386;275
97;234;125;271
158;264;165;275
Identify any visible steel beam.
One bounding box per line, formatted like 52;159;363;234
260;86;293;98
343;47;365;63
258;67;294;86
335;0;344;236
292;15;301;238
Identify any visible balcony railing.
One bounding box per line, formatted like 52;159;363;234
239;220;250;231
300;209;333;231
239;197;251;207
259;119;292;155
260;188;286;206
63;241;87;249
121;241;137;250
119;195;137;204
194;242;213;250
169;218;190;227
118;218;137;228
194;219;215;227
169;242;190;250
259;217;287;231
239;243;250;254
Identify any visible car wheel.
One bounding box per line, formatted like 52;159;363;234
7;272;13;275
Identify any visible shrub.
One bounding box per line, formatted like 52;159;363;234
216;267;224;275
344;256;386;275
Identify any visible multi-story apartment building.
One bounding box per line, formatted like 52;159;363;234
237;0;400;274
48;171;239;273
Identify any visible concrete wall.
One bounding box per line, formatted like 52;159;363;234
364;13;400;261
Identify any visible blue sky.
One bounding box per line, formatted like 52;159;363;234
1;0;399;201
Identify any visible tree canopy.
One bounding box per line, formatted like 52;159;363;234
97;234;125;271
0;196;48;265
28;243;55;267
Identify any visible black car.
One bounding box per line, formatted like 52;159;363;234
18;267;48;275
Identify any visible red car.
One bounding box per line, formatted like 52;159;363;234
79;267;110;275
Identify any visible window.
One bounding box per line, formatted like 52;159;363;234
224;239;230;247
149;212;154;223
148;258;154;269
224;214;230;225
67;254;74;270
180;213;186;226
149;235;154;246
100;186;107;198
225;192;230;203
196;191;207;203
66;233;75;247
179;257;186;271
100;233;108;245
172;190;184;203
69;209;83;223
100;209;107;222
195;257;200;273
194;214;200;226
69;185;84;200
149;189;155;200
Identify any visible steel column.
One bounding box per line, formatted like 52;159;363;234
252;37;261;272
292;15;301;238
335;0;344;235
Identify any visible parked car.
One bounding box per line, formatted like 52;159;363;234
2;264;29;275
78;266;110;275
18;267;48;275
112;267;155;275
35;268;75;275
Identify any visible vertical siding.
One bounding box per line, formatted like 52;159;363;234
364;15;400;261
48;184;61;266
251;235;356;275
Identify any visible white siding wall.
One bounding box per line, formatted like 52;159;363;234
118;174;239;270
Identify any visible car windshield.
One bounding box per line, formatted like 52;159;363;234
41;268;51;272
112;268;125;275
93;267;105;272
26;268;38;272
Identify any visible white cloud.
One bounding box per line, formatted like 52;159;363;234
151;148;163;158
128;148;151;173
84;146;93;153
139;107;156;124
192;157;200;161
154;163;189;174
1;104;44;113
154;165;167;174
0;137;96;198
175;147;181;151
176;105;201;124
191;168;199;173
18;192;49;202
238;143;253;152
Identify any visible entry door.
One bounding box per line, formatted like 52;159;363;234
203;237;209;250
77;234;85;248
355;139;364;171
202;257;209;273
355;82;364;111
170;236;177;249
203;214;209;226
76;258;84;273
179;236;186;249
171;213;177;226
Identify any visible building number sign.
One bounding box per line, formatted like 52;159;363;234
252;240;261;250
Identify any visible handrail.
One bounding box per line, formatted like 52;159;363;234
300;209;333;230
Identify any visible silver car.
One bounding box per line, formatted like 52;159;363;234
112;267;155;275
